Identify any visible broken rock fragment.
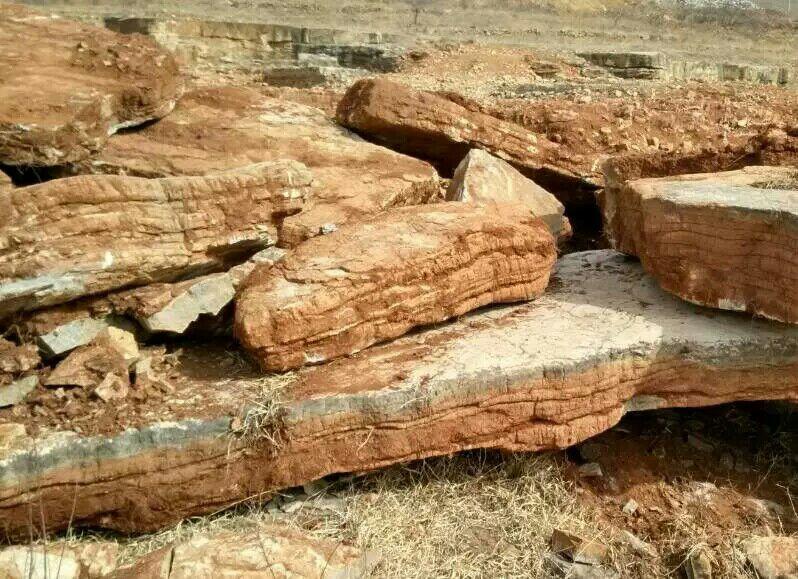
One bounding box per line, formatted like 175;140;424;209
447;148;570;239
45;341;129;391
600;166;798;323
68;86;439;247
0;162;312;317
336;78;586;190
741;535;798;579
0;4;183;167
235;203;556;370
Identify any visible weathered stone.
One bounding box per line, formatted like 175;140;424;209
0;339;39;375
2;251;797;536
336;78;589;192
36;317;114;358
109;526;378;578
0;4;182;167
110;248;285;335
45;342;129;390
93;373;129;402
68;87;439;247
684;545;714;579
0;541;118;579
0;162;311;317
578;51;667;70
235;203;556;370
447;148;570;239
0;171;11;193
600;166;798;323
551;529;608;566
741;536;798;579
0;376;38;408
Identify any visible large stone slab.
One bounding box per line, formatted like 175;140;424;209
69;86;439;247
447;148;569;239
235;203;556;370
601;166;798;323
0;161;311;318
1;251;796;537
336;78;589;193
0;4;182;167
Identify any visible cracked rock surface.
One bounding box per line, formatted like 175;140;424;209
69;86;440;247
0;4;183;167
1;250;796;537
0;162;311;318
235;202;556;370
601;166;798;323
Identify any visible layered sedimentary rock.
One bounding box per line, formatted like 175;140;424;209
110;526;379;578
601;166;798;323
235;203;556;370
0;162;311;318
447;148;569;239
68;87;439;246
0;172;11;193
336;78;589;193
2;251;797;537
0;4;182;167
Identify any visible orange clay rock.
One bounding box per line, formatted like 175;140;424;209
68;86;440;247
0;162;311;318
336;78;589;194
601;166;798;324
235;202;556;371
1;251;797;537
0;4;182;167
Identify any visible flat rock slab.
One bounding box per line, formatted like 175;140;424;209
1;250;796;537
601;166;798;323
447;148;569;239
69;86;439;247
0;161;311;318
0;4;183;167
235;203;556;370
336;78;589;193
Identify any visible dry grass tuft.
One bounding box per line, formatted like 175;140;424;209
229;372;294;448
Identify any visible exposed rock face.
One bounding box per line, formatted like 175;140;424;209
2;251;797;536
45;341;129;391
0;4;182;167
601;166;798;323
0;162;311;318
0;541;119;579
0;339;39;407
109;526;378;578
110;248;285;334
447;148;569;239
67;87;439;247
741;536;798;579
336;78;588;192
0;171;11;193
235;203;556;370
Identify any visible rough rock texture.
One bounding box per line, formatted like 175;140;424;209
0;162;311;318
336;78;590;195
447;148;570;239
108;526;378;579
2;251;797;536
0;171;11;193
0;4;183;167
741;536;798;579
45;341;129;391
67;87;439;247
0;541;118;579
110;248;285;334
601;166;798;323
0;338;39;407
235;203;556;370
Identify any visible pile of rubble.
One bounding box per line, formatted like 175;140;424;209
0;4;797;576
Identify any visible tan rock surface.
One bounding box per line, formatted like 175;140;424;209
601;166;798;323
109;526;378;579
0;4;183;167
70;86;439;247
741;535;798;579
336;78;589;194
447;148;570;239
235;202;556;370
45;341;130;390
3;251;797;536
0;171;11;193
0;161;311;318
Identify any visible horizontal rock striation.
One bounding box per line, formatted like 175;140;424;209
235;203;556;370
0;162;311;318
335;78;588;192
0;4;183;167
66;86;439;247
1;250;797;537
601;166;798;323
